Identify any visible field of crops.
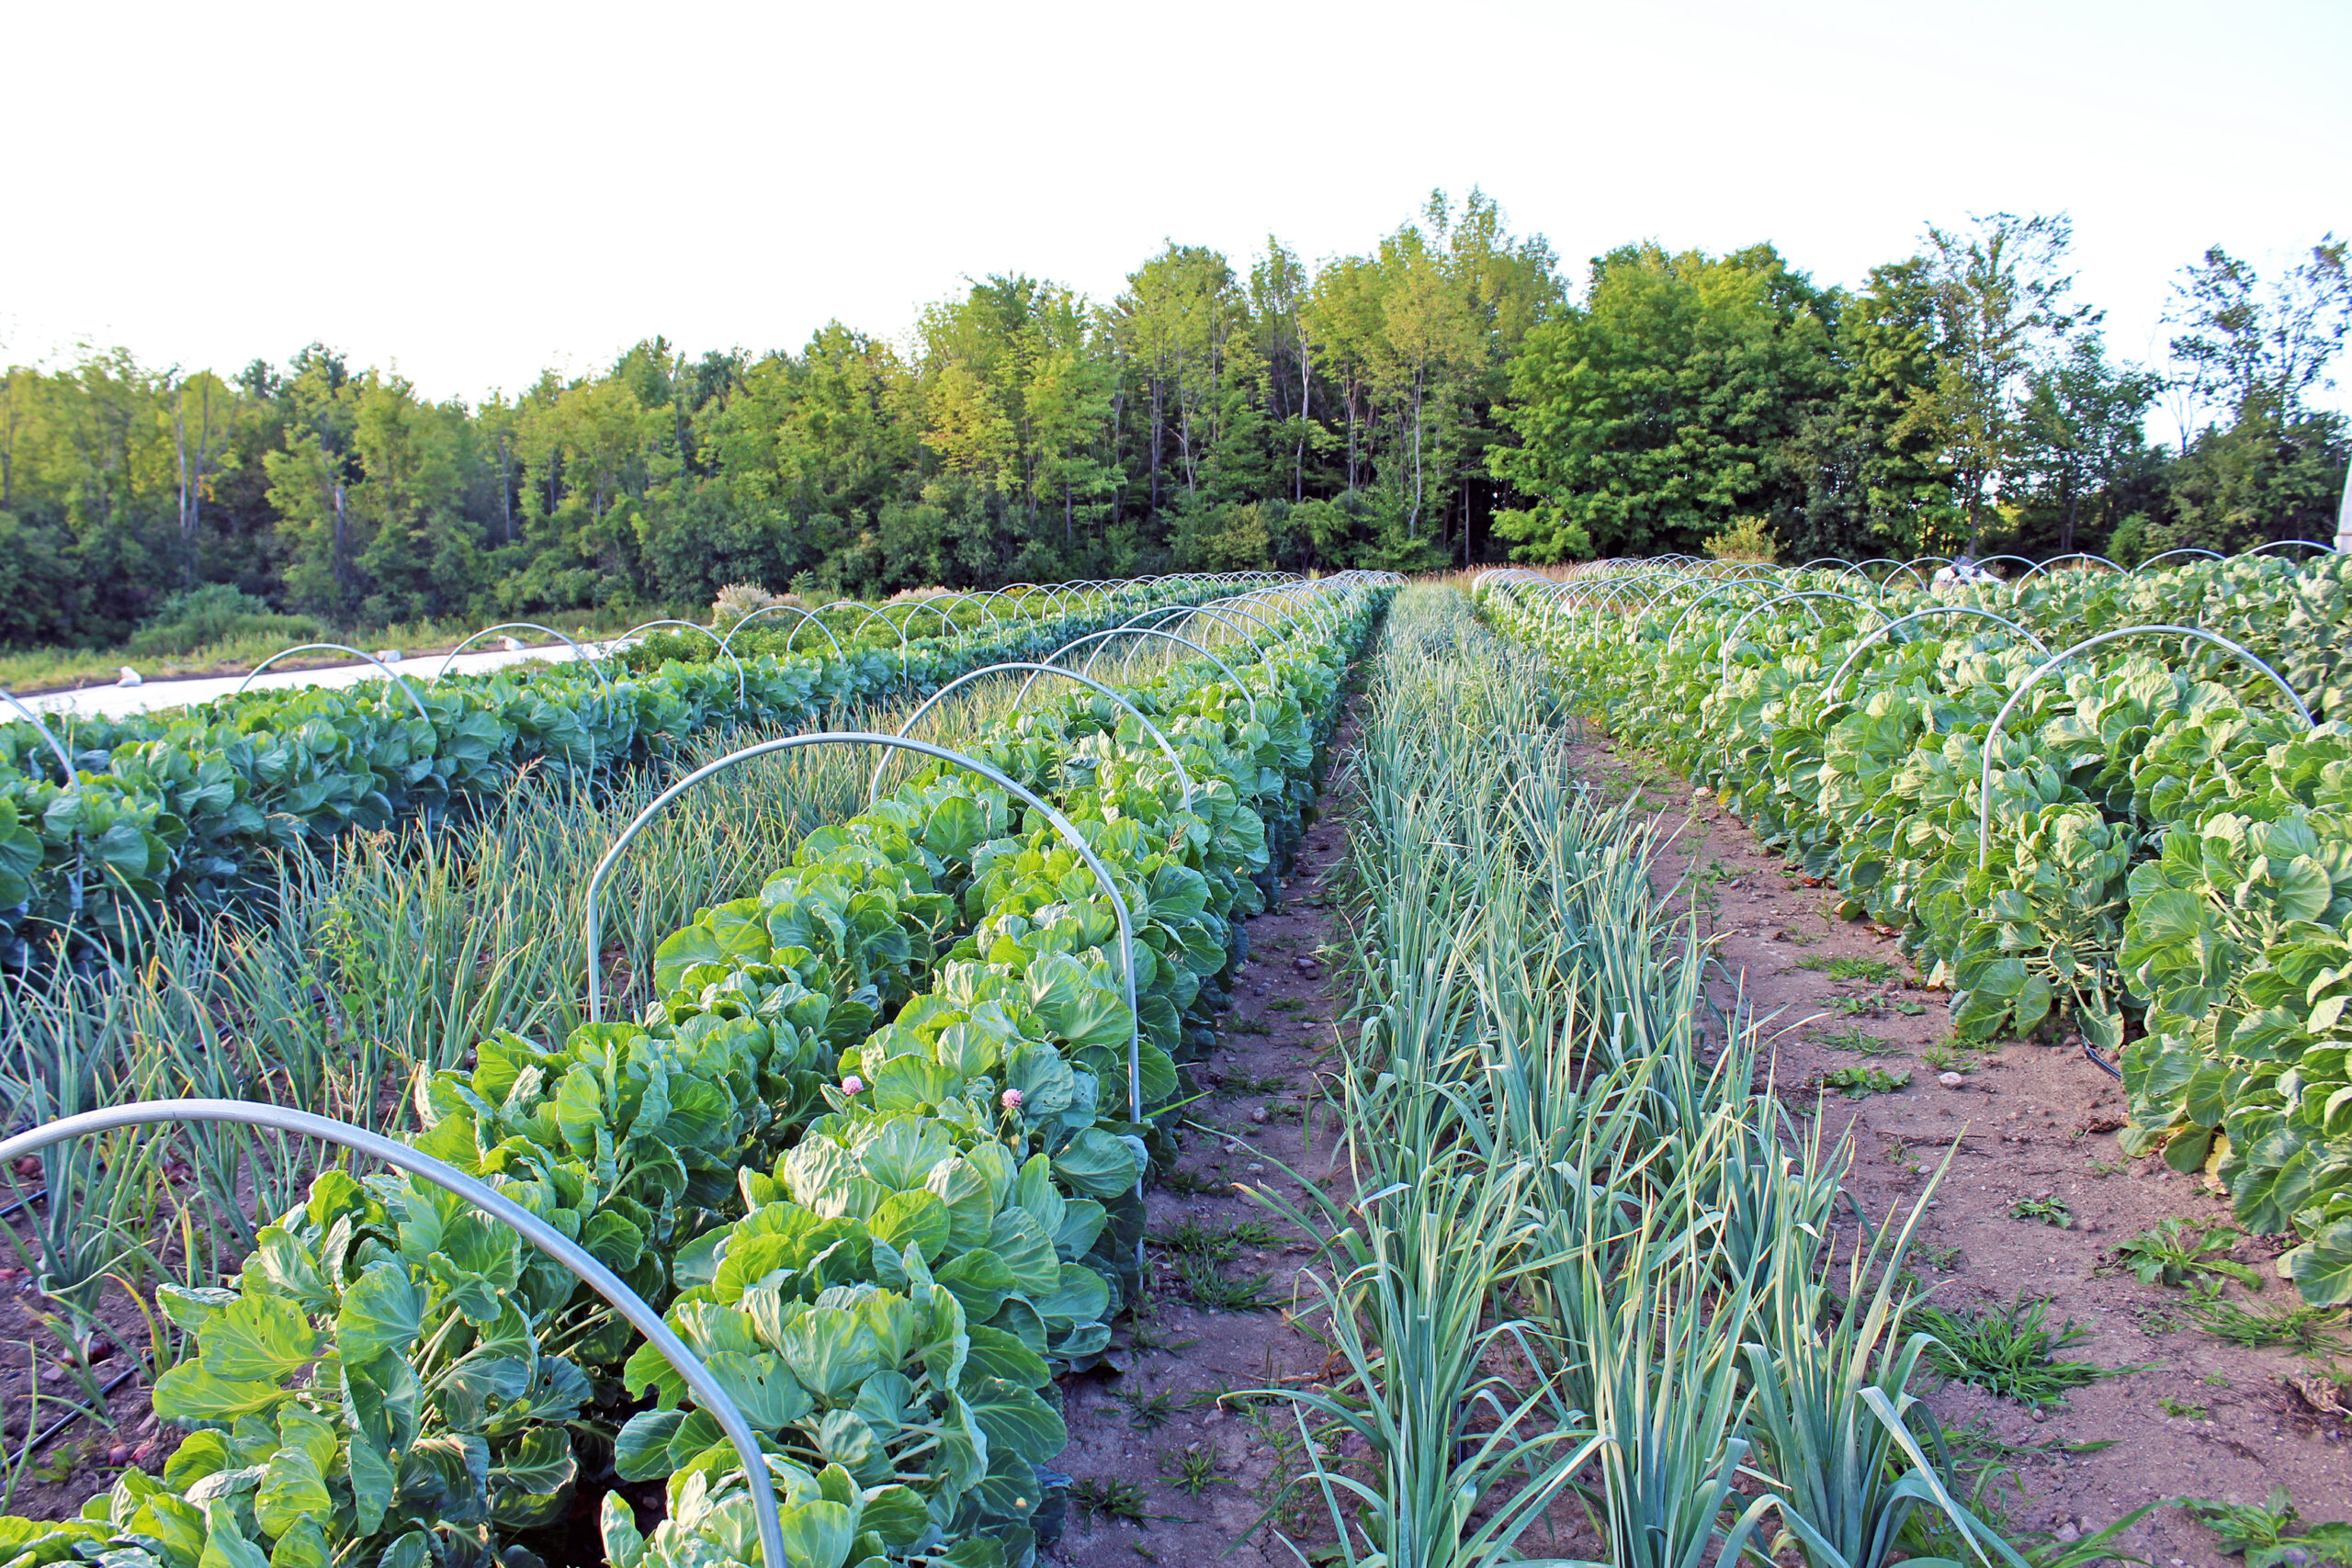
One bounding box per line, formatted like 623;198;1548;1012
0;572;1394;1568
0;579;1297;961
6;559;2351;1568
1476;551;2352;1306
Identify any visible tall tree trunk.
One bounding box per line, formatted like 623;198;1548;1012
1295;333;1310;502
1407;371;1426;537
1148;378;1163;512
332;480;350;593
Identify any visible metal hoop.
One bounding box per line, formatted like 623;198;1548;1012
1218;592;1312;635
892;599;958;641
1197;598;1287;643
0;1099;790;1568
582;731;1146;1123
718;604;846;663
1822;606;2052;704
2242;538;2338;559
1277;586;1337;638
1720;592;1881;671
845;606;911;669
868;663;1194;813
1127;604;1272;663
613;621;747;702
434;623;607;689
1976;626;2315;868
0;688;84;920
1835;558;1934;594
2013;553;2123;584
0;689;79;784
1031;629;1260;722
2137;547;2224;571
929;592;1000;627
235;645;433;726
1667;581;1776;643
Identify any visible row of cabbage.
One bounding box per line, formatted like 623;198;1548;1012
0;579;1252;963
1477;553;2352;1303
0;578;1389;1568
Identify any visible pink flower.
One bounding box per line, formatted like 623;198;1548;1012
1001;1089;1025;1111
842;1076;865;1094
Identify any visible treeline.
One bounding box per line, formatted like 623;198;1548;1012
1492;217;2349;567
1;196;2344;648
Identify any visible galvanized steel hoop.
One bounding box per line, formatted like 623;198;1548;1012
435;623;608;689
1719;591;1883;673
2136;547;2224;571
235;645;434;725
0;1098;793;1568
580;731;1147;1126
1123;604;1273;664
1028;629;1261;724
1821;606;2053;705
867;662;1196;813
718;604;846;662
0;687;85;919
1975;625;2315;869
611;621;747;702
1666;579;1778;644
2013;553;2123;585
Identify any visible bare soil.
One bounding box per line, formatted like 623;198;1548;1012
1563;728;2352;1561
1046;728;1365;1566
0;1188;185;1516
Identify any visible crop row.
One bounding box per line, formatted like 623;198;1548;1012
0;579;1254;963
0;577;1391;1568
1270;586;2021;1568
1476;555;2352;1303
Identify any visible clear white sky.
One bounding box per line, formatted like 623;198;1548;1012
6;0;2346;425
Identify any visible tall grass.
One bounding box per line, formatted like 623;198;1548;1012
1257;584;2022;1568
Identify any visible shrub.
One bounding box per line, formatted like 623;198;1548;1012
709;581;798;629
122;584;321;658
1702;515;1777;564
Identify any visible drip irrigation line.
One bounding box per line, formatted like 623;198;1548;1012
2082;1043;2124;1082
0;1188;46;1221
17;1363;142;1459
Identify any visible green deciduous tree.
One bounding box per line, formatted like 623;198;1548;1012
1895;211;2098;550
1489;242;1830;560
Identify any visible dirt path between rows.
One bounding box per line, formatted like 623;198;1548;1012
1563;728;2352;1562
1047;713;1364;1566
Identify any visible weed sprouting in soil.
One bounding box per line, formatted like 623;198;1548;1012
2010;1195;2075;1228
1800;954;1901;983
1822;1064;1911;1098
1069;1477;1156;1528
1179;1258;1278;1312
2187;1292;2351;1356
1917;1294;2118;1408
1160;1444;1227;1498
2113;1218;2260;1289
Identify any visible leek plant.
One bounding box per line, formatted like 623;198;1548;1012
1250;1139;1603;1568
1738;1140;2026;1568
1289;583;2018;1568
